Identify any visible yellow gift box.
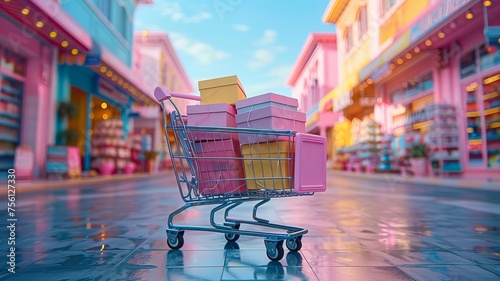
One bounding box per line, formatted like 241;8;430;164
198;75;246;105
241;142;295;191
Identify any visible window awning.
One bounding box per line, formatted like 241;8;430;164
0;0;92;53
89;46;157;106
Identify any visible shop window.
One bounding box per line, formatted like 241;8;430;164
464;82;483;166
479;44;500;71
381;0;398;17
0;47;26;177
96;0;112;20
460;49;477;78
482;73;500;168
1;49;26;76
358;6;368;40
344;26;353;53
117;5;128;40
421;72;433;91
391;72;433;103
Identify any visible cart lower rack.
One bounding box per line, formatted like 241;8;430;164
155;87;326;261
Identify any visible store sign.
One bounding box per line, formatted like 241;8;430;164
334;91;352;113
410;0;471;44
98;79;128;105
371;63;391;82
392;109;433;129
360;97;377;107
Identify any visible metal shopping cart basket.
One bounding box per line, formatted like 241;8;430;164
154;87;326;261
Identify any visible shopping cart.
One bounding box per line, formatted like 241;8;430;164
155;87;325;261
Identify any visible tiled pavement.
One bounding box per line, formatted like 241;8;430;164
0;172;499;280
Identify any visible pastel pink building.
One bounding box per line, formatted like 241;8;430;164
133;31;194;169
287;33;338;160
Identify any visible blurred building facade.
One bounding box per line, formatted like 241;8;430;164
58;0;157;173
0;0;93;178
0;0;197;178
287;33;339;163
322;0;500;177
133;31;194;169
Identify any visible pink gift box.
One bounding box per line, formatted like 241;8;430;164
197;170;247;196
294;133;326;193
187;103;237;141
236;106;306;144
235;93;298;113
193;139;246;195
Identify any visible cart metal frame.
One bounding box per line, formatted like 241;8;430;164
155;87;313;261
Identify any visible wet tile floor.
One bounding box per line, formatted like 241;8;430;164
1;173;500;280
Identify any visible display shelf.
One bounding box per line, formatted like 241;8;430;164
0;95;21;105
0;151;14;157
427;104;462;176
0;136;19;143
481;73;500;169
1;85;22;96
0;112;20;119
0;119;20;129
91;119;133;174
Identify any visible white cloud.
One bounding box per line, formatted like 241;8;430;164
169;32;229;65
274;46;286;52
161;2;212;23
245;65;293;97
233;24;249;32
249;49;275;70
255;29;277;46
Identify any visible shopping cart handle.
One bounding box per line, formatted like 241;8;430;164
154;86;201;102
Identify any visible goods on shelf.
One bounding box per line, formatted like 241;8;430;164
377;134;394;171
427;104;462;174
0;66;24;177
483;77;500;168
355;117;382;172
91;119;133;175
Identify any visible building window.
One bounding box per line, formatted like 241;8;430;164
344;25;353;53
460;49;477;79
117;5;128;39
358;6;368;40
381;0;397;16
96;0;112;20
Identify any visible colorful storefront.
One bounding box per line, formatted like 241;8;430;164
0;0;92;178
55;0;157;173
321;0;379;161
287;33;338;161
133;31;194;170
357;0;500;177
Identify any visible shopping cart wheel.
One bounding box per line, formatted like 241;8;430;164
266;240;284;261
224;232;240;242
167;231;184;250
285;236;302;252
224;223;240;242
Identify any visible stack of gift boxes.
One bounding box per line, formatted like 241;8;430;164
187;75;326;196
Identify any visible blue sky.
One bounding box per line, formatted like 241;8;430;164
134;0;335;97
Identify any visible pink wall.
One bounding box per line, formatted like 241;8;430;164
288;34;337;113
0;17;55;177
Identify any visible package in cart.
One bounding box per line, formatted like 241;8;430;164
187;103;237;141
154;86;324;262
198;75;246;105
192;138;246;195
235;92;299;113
241;141;295;191
236;107;306;144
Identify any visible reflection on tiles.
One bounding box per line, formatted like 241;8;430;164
312;266;415;281
2;173;500;280
398;265;500;281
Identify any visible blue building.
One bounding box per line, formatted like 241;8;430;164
56;0;156;173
